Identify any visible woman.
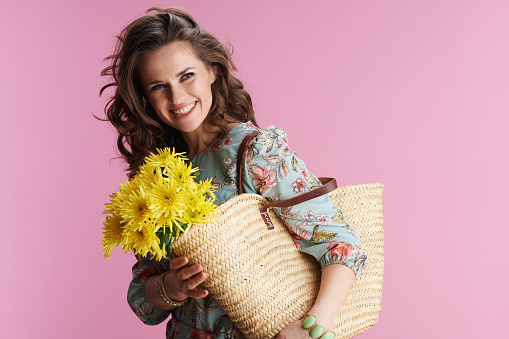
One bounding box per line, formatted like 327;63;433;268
101;7;368;339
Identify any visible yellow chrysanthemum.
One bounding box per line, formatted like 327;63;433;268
150;178;183;218
197;199;216;216
101;147;218;261
196;178;217;200
152;216;177;233
153;242;167;261
104;180;134;215
119;178;139;194
117;187;152;229
179;206;213;227
169;160;198;189
181;190;208;212
136;165;160;187
102;193;118;215
101;214;126;259
121;222;161;258
147;147;185;168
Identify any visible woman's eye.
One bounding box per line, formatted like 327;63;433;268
150;84;164;91
181;72;194;81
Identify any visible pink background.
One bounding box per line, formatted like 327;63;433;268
1;0;507;338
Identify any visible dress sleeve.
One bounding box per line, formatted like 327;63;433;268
241;126;369;278
127;255;172;325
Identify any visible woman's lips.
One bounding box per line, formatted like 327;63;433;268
171;101;197;117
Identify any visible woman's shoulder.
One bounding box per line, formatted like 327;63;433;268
228;122;288;147
252;125;289;150
227;121;260;139
210;121;290;159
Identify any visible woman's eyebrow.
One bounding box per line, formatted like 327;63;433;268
176;67;195;77
145;67;196;86
146;79;163;86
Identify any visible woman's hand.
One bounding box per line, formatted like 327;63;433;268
165;256;209;301
276;318;311;339
276;310;335;339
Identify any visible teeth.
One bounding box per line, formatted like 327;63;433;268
172;102;196;115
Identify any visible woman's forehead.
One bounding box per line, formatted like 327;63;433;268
138;41;204;79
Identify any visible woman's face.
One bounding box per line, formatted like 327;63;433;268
138;41;216;135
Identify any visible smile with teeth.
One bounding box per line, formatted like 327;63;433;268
171;101;197;115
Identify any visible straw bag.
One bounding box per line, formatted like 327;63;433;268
171;132;384;339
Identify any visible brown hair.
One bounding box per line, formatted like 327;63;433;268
100;7;258;176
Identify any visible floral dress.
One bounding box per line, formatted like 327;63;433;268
127;122;369;338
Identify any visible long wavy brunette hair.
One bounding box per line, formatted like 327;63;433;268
100;7;258;177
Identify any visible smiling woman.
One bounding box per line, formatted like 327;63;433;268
100;6;367;339
100;7;257;176
138;41;217;154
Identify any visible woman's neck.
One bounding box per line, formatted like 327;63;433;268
181;127;207;157
182;121;244;156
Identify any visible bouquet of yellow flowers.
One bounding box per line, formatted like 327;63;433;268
101;148;217;261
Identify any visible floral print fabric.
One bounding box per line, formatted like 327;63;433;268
127;122;369;338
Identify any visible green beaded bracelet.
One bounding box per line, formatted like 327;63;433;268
302;315;316;329
310;325;324;338
321;332;335;339
302;315;335;339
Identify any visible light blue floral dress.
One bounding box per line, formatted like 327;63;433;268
127;122;369;339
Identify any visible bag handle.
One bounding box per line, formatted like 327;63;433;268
237;131;260;195
237;131;338;230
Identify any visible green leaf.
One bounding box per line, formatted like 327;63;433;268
162;230;170;247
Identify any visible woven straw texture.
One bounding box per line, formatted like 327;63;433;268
171;182;385;339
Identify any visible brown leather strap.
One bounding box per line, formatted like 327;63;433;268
236;132;338;230
260;177;337;213
237;131;260;195
260;177;337;226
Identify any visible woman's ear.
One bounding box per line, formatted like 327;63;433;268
210;64;217;84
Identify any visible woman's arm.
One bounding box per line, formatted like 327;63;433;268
242;126;369;277
127;256;172;325
276;264;355;338
241;126;367;337
310;264;356;325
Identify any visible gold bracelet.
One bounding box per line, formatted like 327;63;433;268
156;271;188;307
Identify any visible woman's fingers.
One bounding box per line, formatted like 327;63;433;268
183;271;207;290
170;256;189;271
181;268;208;299
167;257;209;299
178;264;204;281
188;287;209;299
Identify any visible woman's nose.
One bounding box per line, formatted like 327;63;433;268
168;85;185;106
